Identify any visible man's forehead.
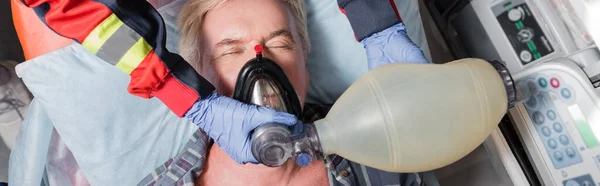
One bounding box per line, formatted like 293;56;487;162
202;0;294;44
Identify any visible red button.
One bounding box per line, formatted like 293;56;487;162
550;78;560;88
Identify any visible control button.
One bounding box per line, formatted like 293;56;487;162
548;139;558;149
561;88;572;99
508;9;523;22
518;79;535;98
554;151;564;161
526;95;538;109
560;135;570;145
566;147;576;158
527;81;539;95
560;86;575;103
518;28;534;43
538;78;548;88
553;122;563;132
520;50;532;63
532;111;545;125
551;78;560;88
565;180;581;186
547;110;557;120
542;126;552;137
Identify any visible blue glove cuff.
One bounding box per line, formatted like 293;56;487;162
360;23;408;45
361;23;429;70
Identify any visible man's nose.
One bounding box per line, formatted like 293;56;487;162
248;42;274;60
255;47;279;62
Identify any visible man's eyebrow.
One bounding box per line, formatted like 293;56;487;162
215;38;242;48
214;29;293;49
266;29;294;42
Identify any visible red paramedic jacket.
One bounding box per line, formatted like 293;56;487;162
19;0;214;117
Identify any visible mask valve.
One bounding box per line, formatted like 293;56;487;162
254;45;263;59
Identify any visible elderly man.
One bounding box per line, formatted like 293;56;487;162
21;0;429;185
149;0;429;185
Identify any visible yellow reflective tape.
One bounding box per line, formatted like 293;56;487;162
82;14;124;54
115;38;153;74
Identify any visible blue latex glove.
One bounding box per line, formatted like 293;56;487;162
361;23;429;70
184;92;299;164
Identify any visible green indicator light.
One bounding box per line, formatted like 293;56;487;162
504;1;512;7
576;120;599;148
568;105;600;149
534;52;541;59
527;41;537;52
515;21;523;29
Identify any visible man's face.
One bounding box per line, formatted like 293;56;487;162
199;0;308;104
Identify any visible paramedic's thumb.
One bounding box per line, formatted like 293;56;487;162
184;92;298;164
361;23;429;70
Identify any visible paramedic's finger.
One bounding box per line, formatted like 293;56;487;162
21;0;215;117
184;92;298;164
338;0;401;41
362;23;429;70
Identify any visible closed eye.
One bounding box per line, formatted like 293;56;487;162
211;48;244;62
265;29;296;51
266;41;294;51
221;49;243;56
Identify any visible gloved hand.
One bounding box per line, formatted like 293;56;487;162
337;0;429;70
362;23;429;70
184;92;299;164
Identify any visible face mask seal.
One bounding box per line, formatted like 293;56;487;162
232;45;302;118
236;46;323;167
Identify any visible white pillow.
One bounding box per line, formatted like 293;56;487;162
13;44;198;185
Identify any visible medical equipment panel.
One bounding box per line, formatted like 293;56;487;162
429;0;584;74
424;0;600;185
491;0;554;65
510;56;600;186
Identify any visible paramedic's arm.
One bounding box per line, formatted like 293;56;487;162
20;0;211;116
338;0;429;69
20;0;299;164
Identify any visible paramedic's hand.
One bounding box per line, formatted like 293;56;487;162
362;23;429;70
184;92;299;164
